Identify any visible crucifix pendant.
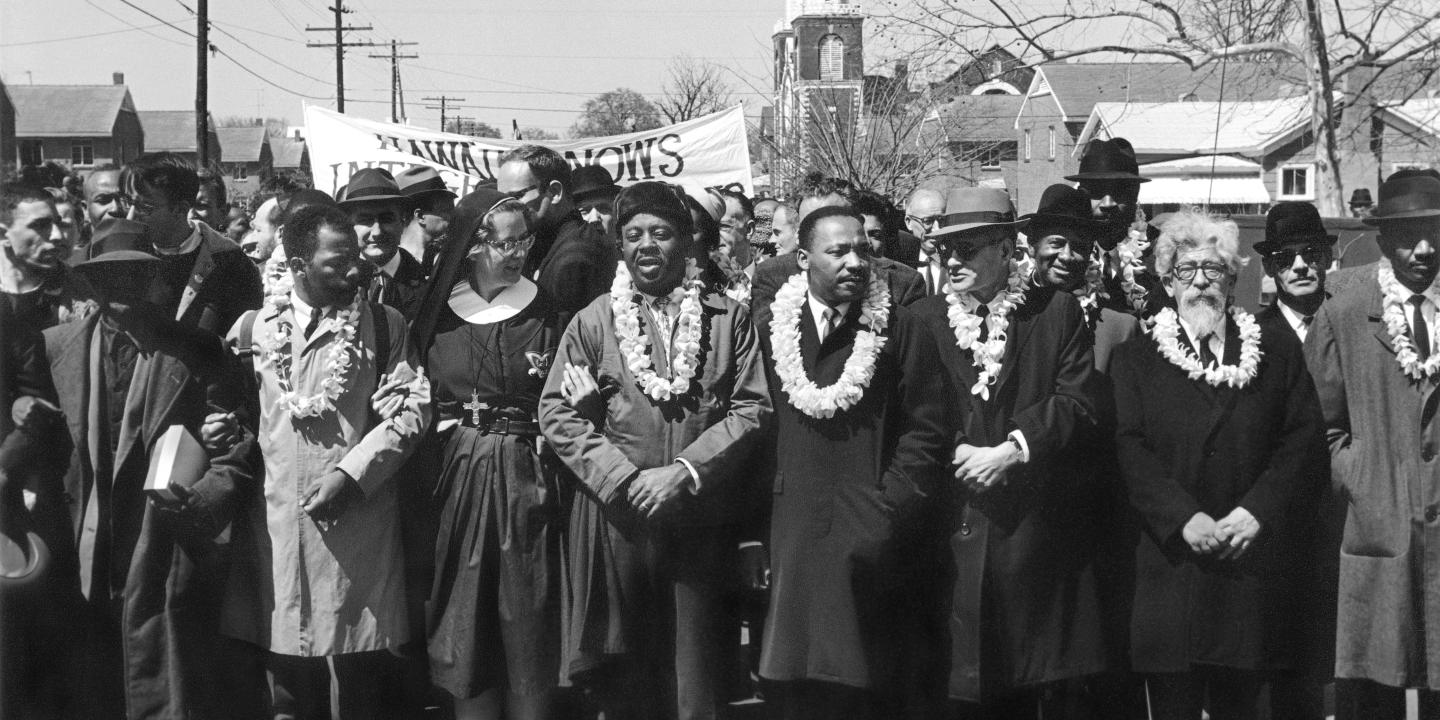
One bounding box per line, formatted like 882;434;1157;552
463;390;490;427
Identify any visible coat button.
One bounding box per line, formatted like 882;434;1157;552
1427;506;1439;523
959;523;971;537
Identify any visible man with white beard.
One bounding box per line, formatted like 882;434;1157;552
1109;209;1326;720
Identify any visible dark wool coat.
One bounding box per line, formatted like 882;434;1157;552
1112;315;1327;673
531;214;616;317
912;287;1109;700
1308;268;1440;689
757;300;952;692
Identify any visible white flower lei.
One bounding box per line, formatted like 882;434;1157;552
259;245;361;418
945;252;1029;401
769;271;890;419
1148;306;1262;388
610;261;706;402
1378;262;1440;381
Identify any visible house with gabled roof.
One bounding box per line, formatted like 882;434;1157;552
138;111;220;166
9;76;144;171
269;134;310;180
216;126;272;200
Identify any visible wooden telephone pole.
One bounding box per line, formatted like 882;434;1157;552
195;0;210;167
369;40;418;123
306;3;379;113
423;96;466;131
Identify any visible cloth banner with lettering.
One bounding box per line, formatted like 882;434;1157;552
303;105;753;198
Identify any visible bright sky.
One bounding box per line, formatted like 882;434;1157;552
1;0;785;136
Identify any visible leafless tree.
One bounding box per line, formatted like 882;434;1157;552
872;0;1440;214
656;56;737;124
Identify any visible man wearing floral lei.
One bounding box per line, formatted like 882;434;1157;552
1067;138;1160;320
223;203;432;718
755;205;951;719
1110;209;1327;720
1306;169;1440;719
538;181;771;720
907;188;1109;716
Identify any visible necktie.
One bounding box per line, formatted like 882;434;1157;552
1301;315;1314;329
370;272;388;304
1198;333;1217;366
819;308;836;343
1412;295;1430;361
975;303;990;343
304;308;324;339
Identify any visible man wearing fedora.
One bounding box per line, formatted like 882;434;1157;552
395;166;457;279
1255;202;1335;344
572;164;621;239
910;187;1109;718
341;167;428;320
45;238;256;719
496;145;614;315
1307;168;1440;719
1067;138;1159;316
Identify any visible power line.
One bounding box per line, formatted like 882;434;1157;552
306;1;382;112
0;23;169;47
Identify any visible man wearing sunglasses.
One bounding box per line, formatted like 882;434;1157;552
496;145;613;315
1255;202;1335;344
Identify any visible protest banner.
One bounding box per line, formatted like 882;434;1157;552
304;105;754;198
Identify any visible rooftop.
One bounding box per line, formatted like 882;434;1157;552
1079;95;1313;158
217;126;269;164
10;84;134;137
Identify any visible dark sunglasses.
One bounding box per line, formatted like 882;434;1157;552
1265;246;1330;268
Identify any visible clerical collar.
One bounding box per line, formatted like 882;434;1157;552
154;224;202;256
378;251;402;279
448;277;537;325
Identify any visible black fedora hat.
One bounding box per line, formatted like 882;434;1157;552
1021;184;1105;233
1256;202;1334;254
338;168;410;206
1349;188;1374;208
571;165;620;203
1363;169;1440;225
1065;137;1151;183
395;166;457;202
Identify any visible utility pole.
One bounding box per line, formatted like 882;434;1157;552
306;3;379;113
368;39;417;123
196;0;209;167
423;96;466;132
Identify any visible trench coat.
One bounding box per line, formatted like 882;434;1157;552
912;287;1109;700
1112;315;1327;673
756;295;952;692
45;313;255;719
223;300;432;656
1307;265;1440;689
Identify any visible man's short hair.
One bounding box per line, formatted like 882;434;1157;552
1;183;56;225
683;195;721;250
798;205;865;251
797;171;857;206
852;190;902;237
283;204;353;263
197;169;228;207
498;145;572;193
123;152;200;208
1153;208;1247;277
719;189;754;220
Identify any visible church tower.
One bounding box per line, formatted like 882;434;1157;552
771;1;866;179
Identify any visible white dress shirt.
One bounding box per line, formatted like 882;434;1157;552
1402;287;1440;357
805;294;851;341
1276;302;1314;343
1178;313;1228;364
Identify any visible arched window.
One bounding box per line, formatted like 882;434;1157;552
819;34;844;81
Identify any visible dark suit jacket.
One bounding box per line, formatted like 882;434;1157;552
750;253;925;324
533;214;616;316
1113;315;1326;673
887;231;923;267
913;287;1109;699
370;247;427;321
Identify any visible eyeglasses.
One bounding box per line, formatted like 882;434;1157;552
905;214;943;229
128;197;162;217
481;233;535;255
941;238;1000;262
502;184;539;202
1172;262;1228;283
1266;246;1330;268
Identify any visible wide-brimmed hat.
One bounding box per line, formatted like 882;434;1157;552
338;168;410;207
1065;138;1151;183
396;166;457;203
1256;202;1334;254
1021;184;1105;234
571;165;620;204
931;187;1027;239
86;218;150;259
1363;169;1440;225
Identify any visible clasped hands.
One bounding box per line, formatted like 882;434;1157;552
953;441;1025;494
623;463;694;520
1182;507;1261;559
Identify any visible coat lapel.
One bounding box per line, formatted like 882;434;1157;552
991;304;1040;395
112;337;188;479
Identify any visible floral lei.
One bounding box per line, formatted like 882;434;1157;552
769;271;890;419
1148;306;1262;388
258;245;361;418
1073;213;1152;324
946;249;1030;401
1378;262;1440;381
610;261;706;402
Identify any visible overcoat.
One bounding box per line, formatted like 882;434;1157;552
530;213;616;316
45;313;255;719
222;300;432;657
1112;314;1326;673
912;287;1108;700
1307;264;1440;689
756;294;952;691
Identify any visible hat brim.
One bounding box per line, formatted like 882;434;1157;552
1362;207;1440;225
338;192;411;207
1063;171;1152;183
573;187;620;203
402;187;458;201
78;250;161;266
1254;234;1336;255
1020;212;1107;231
932;218;1028;239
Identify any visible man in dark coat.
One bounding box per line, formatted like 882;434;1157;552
340;168;428;320
45;243;255;719
755;206;951;719
497;145;615;315
1254;202;1334;345
909;188;1109;717
1306;169;1440;719
1113;209;1327;720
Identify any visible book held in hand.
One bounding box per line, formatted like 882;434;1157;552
145;425;209;502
